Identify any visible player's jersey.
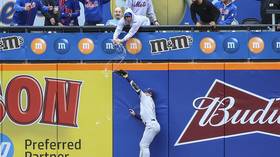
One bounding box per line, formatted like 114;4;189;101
139;91;156;123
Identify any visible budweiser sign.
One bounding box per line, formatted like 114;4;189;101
175;79;280;146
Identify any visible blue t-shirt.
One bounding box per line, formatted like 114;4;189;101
13;0;48;25
59;0;80;25
79;0;110;23
214;1;238;25
106;19;120;26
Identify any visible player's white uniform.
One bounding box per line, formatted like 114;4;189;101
126;0;157;23
113;8;150;42
139;91;160;157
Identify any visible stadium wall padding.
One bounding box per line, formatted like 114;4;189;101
0;63;279;157
2;32;280;60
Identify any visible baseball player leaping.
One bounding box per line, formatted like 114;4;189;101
115;70;160;157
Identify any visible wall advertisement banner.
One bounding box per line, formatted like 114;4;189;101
0;62;279;157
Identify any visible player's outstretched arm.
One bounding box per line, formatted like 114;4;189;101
114;70;142;95
129;80;141;95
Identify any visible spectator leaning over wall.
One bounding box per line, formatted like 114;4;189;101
113;8;150;45
12;0;51;26
59;0;80;26
214;0;238;25
42;0;61;26
106;7;123;26
126;0;159;25
79;0;110;25
190;0;220;26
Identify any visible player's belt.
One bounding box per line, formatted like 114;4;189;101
144;119;156;125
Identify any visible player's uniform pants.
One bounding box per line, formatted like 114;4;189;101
139;119;160;157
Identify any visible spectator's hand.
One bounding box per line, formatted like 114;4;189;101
53;6;59;14
154;21;160;26
113;39;122;45
209;21;216;26
24;3;32;11
48;5;53;11
196;22;202;26
50;18;56;25
277;24;280;31
58;22;64;26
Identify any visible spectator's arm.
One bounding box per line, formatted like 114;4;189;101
71;0;81;18
113;19;125;39
208;2;220;22
190;4;198;24
41;0;52;19
14;0;25;12
59;4;68;17
60;12;68;17
121;22;140;42
78;0;85;4
147;0;157;23
71;11;80;18
38;0;49;13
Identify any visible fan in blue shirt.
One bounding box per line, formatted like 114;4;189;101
13;0;50;26
79;0;110;25
214;0;238;25
59;0;80;26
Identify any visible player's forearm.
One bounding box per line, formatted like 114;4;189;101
129;80;141;95
134;113;142;121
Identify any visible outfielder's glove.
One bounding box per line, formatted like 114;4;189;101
115;70;128;78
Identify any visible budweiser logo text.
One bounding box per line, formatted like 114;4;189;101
176;79;280;145
0;75;82;127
